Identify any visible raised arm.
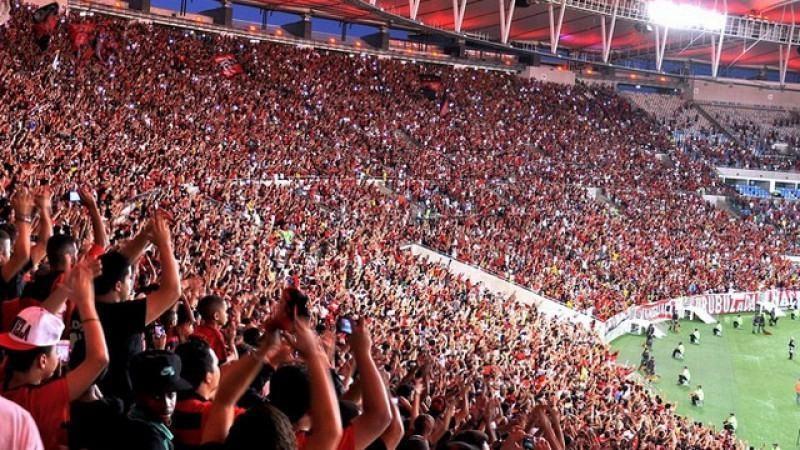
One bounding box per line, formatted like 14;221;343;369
118;220;152;263
145;213;181;324
66;260;110;400
349;319;392;450
201;322;280;444
2;189;33;282
381;394;405;450
30;187;52;265
79;188;108;248
294;314;343;450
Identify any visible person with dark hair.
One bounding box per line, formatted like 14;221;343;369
14;187;103;328
672;342;684;360
0;262;109;450
192;295;229;364
269;318;391;450
122;350;192;450
173;336;251;449
203;314;342;450
689;328;700;345
170;300;196;350
0;188;34;302
690;385;704;407
223;403;297;450
69;212;181;405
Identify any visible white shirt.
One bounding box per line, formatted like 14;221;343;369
694;389;704;401
0;395;44;450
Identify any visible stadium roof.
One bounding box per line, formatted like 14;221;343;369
263;0;800;78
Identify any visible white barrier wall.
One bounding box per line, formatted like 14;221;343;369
689;79;800;109
405;244;798;344
519;66;576;86
406;244;601;331
603;290;800;341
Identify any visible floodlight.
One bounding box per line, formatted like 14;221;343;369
647;0;726;31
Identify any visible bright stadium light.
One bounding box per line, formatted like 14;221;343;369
647;0;726;31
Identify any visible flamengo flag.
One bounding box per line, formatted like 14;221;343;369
32;2;59;51
213;54;244;78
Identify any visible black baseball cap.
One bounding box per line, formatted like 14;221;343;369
129;350;192;394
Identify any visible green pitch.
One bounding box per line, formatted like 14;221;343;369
612;314;800;448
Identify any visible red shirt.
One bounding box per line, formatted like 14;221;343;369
2;378;69;450
192;324;227;363
173;393;244;447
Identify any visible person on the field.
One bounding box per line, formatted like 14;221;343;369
645;332;654;350
723;413;737;433
790;338;796;360
713;322;722;337
772;443;780;450
733;314;742;329
768;309;778;327
791;307;798;320
639;347;651;371
669;309;679;332
678;366;691;386
795;378;800;405
753;314;765;334
690;385;704;407
690;329;700;345
644;356;656;378
672;342;684;360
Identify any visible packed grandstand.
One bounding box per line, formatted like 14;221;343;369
0;0;799;449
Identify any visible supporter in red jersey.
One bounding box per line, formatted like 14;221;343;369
173;337;248;449
201;314;343;450
191;295;229;364
0;262;109;450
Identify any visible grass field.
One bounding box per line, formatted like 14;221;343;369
612;314;800;448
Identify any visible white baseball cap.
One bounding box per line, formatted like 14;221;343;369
0;306;65;351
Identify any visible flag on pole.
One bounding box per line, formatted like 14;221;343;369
439;89;449;117
213;53;244;78
32;2;59;51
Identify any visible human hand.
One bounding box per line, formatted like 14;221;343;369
150;211;172;248
12;187;34;218
78;187;98;210
348;318;373;356
34;186;52;214
287;311;319;358
70;258;100;307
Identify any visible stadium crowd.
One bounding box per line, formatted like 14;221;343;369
0;2;789;448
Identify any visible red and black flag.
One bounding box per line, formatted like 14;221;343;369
419;73;442;101
213;53;244;78
439;89;449;117
32;2;59;51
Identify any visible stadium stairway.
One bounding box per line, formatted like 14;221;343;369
693;103;744;148
655;153;675;169
683;306;717;324
587;187;622;213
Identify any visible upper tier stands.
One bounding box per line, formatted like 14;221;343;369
0;4;774;448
